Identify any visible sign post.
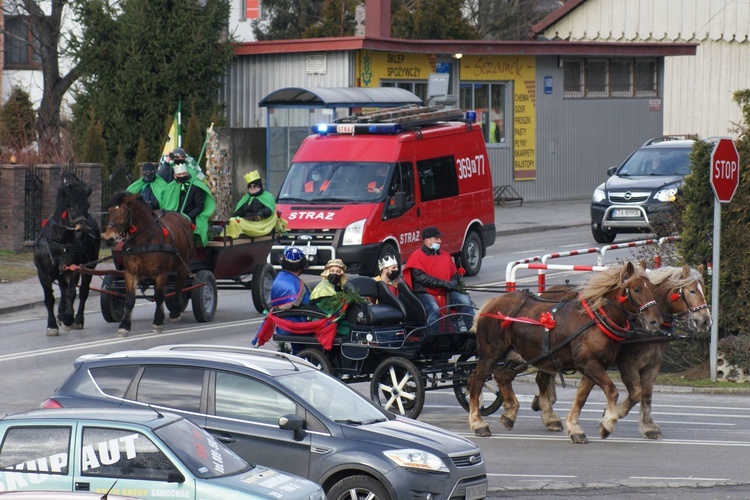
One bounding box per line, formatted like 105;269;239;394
709;137;740;381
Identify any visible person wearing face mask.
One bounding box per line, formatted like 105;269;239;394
126;162;168;210
304;169;329;193
374;253;401;296
311;259;352;336
162;161;216;246
403;226;473;325
221;170;281;239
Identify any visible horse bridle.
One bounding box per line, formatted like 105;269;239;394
668;286;709;329
105;206;134;237
619;286;658;314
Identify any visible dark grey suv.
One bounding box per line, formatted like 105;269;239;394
590;137;695;243
41;345;487;500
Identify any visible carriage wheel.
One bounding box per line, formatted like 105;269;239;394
370;357;425;419
452;354;503;416
251;263;276;313
296;348;334;375
100;274;125;323
191;270;217;323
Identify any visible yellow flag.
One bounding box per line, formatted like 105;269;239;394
161;116;179;158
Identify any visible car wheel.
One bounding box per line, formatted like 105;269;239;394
460;231;483;276
592;226;616;244
328;474;391;500
296;348;334;374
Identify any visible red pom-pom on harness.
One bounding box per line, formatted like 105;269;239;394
539;312;556;329
61;210;68;219
128;225;137;234
162;228;169;237
191;223;196;231
669;293;681;302
618;295;628;304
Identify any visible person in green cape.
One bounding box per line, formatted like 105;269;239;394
162;161;216;246
221;170;279;239
126;162;168;210
310;259;357;337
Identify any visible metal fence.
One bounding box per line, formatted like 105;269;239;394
23;166;43;242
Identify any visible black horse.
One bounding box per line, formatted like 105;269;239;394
33;177;101;336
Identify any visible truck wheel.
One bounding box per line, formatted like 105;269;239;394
370;357;424;419
251;263;276;313
592;226;616;244
191;270;217;322
100;274;124;323
328;475;391;500
460;231;483;276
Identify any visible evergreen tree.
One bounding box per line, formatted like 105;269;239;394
392;0;479;40
0;88;37;151
252;0;326;40
71;0;234;166
134;136;149;178
183;106;204;166
81;110;108;168
304;0;361;38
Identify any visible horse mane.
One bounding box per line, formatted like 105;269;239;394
56;181;92;215
579;262;645;310
647;265;703;290
108;190;153;222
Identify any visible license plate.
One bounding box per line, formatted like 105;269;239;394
612;208;641;218
466;483;487;500
336;124;355;134
301;245;317;256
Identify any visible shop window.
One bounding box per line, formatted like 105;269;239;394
459;82;508;145
561;57;658;99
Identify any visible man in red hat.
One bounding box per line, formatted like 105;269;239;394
403;226;473;325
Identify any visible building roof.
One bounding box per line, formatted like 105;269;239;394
259;87;422;108
235;35;696;58
532;0;588;35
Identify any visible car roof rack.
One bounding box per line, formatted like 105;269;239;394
335;104;467;128
148;344;315;366
642;135;697;146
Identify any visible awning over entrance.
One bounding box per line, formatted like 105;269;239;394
259;87;422;108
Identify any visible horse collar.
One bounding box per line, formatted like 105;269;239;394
580;298;632;341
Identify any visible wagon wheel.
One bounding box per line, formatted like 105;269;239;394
100;274;125;323
452;354;503;416
296;348;334;375
191;270;217;323
251;263;276;313
370;357;425;419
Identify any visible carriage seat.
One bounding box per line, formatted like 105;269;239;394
345;277;406;326
397;281;428;324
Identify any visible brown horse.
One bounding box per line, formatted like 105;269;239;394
529;264;712;440
102;192;194;337
467;261;662;444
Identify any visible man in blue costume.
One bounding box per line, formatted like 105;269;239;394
270;246;316;354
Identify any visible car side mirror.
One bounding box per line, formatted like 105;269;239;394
388;192;406;213
167;471;185;483
607;166;617;177
279;413;306;441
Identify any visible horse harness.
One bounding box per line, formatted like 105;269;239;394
34;213;91;273
108;211;179;256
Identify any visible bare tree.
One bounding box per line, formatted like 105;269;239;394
2;0;81;159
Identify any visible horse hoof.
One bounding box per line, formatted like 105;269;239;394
531;394;540;412
169;315;181;323
474;426;492;438
547;421;563;432
597;423;612;439
72;324;84;330
570;433;588;444
499;415;515;431
46;329;59;337
151;325;164;334
62;324;72;332
644;429;663;440
116;329;129;338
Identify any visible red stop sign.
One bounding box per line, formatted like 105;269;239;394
710;137;740;203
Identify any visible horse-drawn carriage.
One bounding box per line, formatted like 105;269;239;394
258;276;503;420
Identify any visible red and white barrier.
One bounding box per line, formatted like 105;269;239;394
508;263;609;293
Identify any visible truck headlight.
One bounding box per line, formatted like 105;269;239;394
383;449;449;472
342;219;366;246
653;187;678;202
592;184;606;203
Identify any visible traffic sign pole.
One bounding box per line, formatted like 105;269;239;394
709;137;740;382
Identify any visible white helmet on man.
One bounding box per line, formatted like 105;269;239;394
378;254;398;271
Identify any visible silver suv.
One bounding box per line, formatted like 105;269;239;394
42;345;488;500
590;137;695;243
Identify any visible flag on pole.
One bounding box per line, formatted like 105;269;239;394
161;101;182;157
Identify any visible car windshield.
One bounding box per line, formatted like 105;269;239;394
277;162;393;203
155;418;250;478
278;369;390;423
617;147;692;177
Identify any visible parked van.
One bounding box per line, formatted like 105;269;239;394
270;106;496;276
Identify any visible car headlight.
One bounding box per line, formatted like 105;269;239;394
383;448;449;472
342;219;366;246
653;187;678;202
592;185;606;203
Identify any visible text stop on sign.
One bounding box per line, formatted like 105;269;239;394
710;137;740;203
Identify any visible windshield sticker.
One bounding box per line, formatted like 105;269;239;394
192;428;224;475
